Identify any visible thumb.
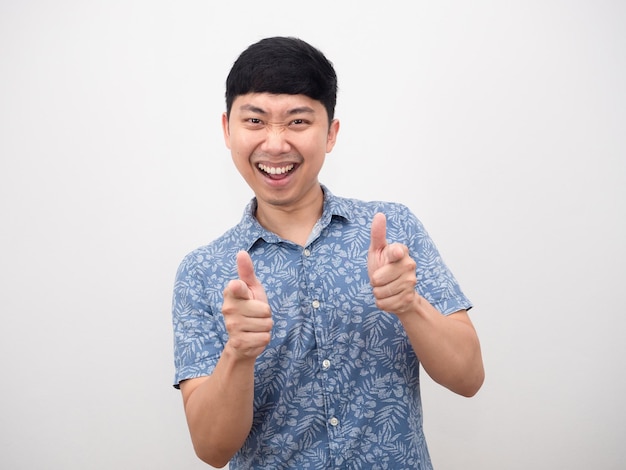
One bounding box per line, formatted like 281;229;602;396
369;213;388;254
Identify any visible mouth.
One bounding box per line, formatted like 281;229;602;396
257;163;296;179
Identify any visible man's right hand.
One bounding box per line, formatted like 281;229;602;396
222;250;273;359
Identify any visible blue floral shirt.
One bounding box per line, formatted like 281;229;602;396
172;186;472;469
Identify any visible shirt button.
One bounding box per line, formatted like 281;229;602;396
322;359;331;370
303;248;311;256
329;417;339;426
312;300;320;309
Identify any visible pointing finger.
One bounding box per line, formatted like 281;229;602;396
369;212;387;254
236;251;260;289
235;250;268;303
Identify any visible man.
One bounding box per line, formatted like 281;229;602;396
172;36;484;469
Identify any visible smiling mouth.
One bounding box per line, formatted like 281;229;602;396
257;163;295;176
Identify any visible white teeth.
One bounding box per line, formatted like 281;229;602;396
258;163;294;175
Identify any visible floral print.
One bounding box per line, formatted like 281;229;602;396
172;186;472;469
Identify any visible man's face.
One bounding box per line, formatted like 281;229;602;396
223;93;339;213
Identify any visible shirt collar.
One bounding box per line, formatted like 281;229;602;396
237;185;353;250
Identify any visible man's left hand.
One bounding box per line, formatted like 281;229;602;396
367;212;418;316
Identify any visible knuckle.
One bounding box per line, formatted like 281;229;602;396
223;316;238;331
262;332;272;345
229;336;243;349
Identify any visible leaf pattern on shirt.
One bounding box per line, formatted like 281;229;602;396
172;186;472;469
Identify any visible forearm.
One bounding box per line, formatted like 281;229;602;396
182;345;256;467
398;295;484;397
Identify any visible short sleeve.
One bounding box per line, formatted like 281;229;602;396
387;205;472;315
171;253;227;388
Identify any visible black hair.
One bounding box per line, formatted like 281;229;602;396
225;37;338;123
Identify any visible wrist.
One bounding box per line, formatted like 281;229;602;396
395;293;426;321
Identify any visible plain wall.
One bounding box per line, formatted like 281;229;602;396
1;1;625;469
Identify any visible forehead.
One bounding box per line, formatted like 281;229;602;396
231;93;326;117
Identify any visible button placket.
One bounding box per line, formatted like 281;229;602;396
302;242;343;455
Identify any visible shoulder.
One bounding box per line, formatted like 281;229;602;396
342;195;431;247
326;189;414;222
175;224;246;280
338;195;421;231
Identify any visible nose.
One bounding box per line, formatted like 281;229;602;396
260;125;291;155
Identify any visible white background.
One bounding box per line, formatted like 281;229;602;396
1;1;625;469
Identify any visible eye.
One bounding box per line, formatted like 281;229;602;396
243;117;264;129
290;118;311;127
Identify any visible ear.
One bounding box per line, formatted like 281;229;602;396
326;119;340;153
221;112;231;149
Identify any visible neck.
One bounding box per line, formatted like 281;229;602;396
255;186;324;246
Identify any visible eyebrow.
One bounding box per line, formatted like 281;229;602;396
239;104;266;114
238;104;316;116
